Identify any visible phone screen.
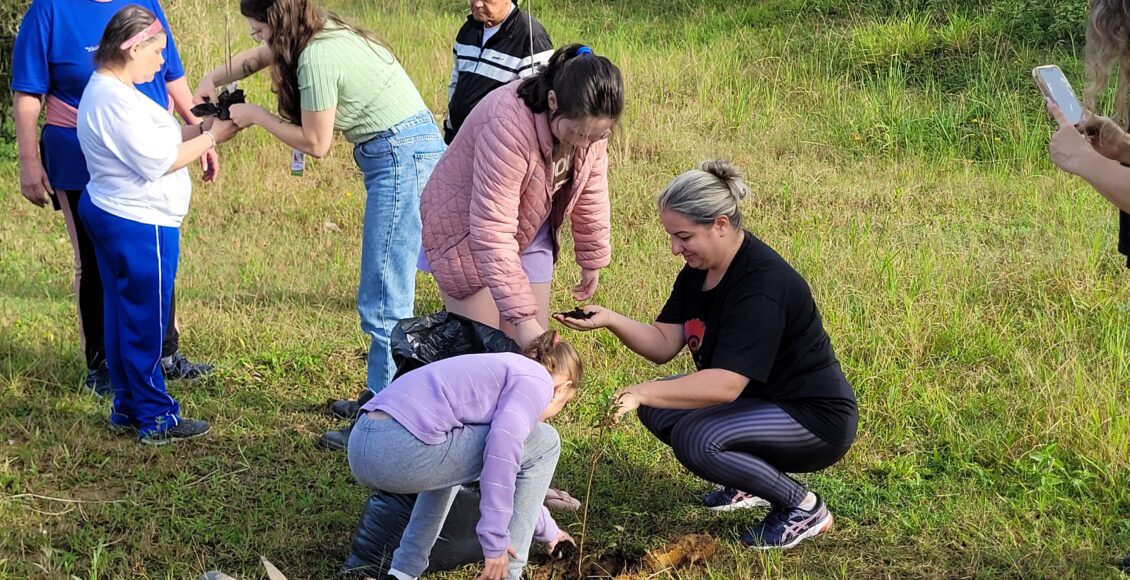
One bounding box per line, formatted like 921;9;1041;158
1035;66;1084;125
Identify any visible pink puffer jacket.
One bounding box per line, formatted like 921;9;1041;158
420;81;612;324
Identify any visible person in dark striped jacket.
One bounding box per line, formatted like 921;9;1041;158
444;0;552;144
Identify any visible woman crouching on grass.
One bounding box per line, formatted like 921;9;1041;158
347;331;580;580
555;160;857;549
76;6;239;444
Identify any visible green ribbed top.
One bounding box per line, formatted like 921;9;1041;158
298;26;428;143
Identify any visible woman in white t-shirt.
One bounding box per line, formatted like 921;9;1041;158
75;5;238;445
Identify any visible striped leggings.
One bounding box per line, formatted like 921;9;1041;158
638;399;850;509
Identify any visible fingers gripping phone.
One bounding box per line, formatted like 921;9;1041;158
1034;65;1084;125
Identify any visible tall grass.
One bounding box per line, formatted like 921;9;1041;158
0;0;1127;578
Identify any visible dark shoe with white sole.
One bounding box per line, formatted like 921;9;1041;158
82;363;113;397
741;494;833;549
139;418;211;446
161;352;215;381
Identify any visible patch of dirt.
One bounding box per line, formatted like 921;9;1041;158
643;533;718;570
530;533;719;579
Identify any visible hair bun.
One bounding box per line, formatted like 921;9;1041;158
699;159;749;202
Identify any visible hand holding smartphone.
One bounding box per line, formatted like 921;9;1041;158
1033;65;1085;125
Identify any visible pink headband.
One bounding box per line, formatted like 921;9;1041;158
119;20;164;50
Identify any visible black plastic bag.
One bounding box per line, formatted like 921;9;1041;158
342;486;483;577
343;311;520;577
391;310;521;375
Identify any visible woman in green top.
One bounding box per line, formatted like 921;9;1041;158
195;0;444;400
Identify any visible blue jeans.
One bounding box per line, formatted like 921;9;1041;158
353;111;444;394
348;414;561;579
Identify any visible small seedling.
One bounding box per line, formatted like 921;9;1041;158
191;84;246;121
576;393;621;576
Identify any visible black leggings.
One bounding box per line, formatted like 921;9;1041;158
57;189;179;369
638;399;850;509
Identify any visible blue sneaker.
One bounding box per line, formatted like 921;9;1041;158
741;494;833;549
703;487;770;511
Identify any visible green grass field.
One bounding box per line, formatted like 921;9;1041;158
1;0;1127;577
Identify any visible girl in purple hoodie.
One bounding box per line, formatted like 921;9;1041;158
347;331;581;580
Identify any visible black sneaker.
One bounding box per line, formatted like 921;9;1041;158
740;494;833;549
139;418;211;446
161;352;215;381
328;399;360;420
317;425;352;451
82;363;113;397
1118;554;1129;575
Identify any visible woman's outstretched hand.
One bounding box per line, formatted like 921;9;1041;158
552;304;612;331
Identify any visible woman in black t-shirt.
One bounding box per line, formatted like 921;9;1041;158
555;160;857;550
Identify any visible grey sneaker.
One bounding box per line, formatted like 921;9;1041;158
161;352;215;381
139;418;211;446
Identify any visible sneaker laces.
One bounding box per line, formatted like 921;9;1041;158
758;506;794;534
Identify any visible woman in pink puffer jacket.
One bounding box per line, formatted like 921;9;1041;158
420;44;624;348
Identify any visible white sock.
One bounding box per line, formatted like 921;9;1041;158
797;492;817;511
388;568;416;580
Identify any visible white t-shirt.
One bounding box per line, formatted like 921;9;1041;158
481;4;513;45
482;22;502;45
77;72;190;227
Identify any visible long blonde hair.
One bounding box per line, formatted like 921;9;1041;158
1084;0;1130;123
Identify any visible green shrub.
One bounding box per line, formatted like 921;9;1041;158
987;0;1088;48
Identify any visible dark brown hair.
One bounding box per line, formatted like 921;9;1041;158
93;5;161;68
240;0;390;124
517;43;624;121
522;330;583;387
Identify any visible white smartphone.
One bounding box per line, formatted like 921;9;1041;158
1033;65;1084;125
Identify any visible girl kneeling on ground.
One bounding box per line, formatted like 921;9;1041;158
348;331;580;580
556;160;858;549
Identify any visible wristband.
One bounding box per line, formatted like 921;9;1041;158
202;130;217;149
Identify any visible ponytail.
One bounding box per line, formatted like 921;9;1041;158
517;43;624;120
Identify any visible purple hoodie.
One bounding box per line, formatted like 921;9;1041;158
362;352;558;557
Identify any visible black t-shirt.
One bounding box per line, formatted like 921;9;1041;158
657;231;858;446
